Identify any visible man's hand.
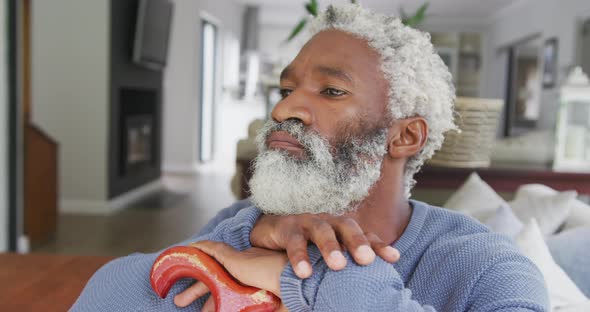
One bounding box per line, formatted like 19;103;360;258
250;214;400;279
174;241;289;311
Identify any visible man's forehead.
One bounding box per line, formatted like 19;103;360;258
280;30;380;82
280;64;355;84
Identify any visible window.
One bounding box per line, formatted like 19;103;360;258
199;20;217;162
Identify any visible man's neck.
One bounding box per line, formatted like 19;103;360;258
345;161;412;245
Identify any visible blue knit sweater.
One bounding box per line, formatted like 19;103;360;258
72;200;549;311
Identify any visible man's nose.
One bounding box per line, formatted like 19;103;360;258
271;91;314;126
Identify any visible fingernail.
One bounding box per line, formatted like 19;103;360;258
385;246;400;260
329;250;346;267
174;294;186;307
296;261;311;277
356;245;376;263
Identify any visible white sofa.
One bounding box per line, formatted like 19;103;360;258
444;173;590;310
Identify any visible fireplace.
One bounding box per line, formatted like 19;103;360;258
117;88;159;178
125;115;154;174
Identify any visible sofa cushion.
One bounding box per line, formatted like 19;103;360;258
547;226;590;298
483;203;523;238
443;172;506;221
563;199;590;231
510;184;576;236
515;219;589;310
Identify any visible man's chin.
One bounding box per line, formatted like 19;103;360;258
249;151;350;216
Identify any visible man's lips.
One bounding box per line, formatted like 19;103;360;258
267;131;305;153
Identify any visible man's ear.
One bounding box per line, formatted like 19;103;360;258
387;117;428;159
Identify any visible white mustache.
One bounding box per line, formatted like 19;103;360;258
256;119;334;165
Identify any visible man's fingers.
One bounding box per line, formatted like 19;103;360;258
366;232;400;263
285;231;312;279
174;281;209;308
202;296;216;312
189;240;236;268
306;220;347;270
332;217;375;265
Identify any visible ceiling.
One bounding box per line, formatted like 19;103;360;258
234;0;523;26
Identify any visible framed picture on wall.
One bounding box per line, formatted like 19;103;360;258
542;37;559;88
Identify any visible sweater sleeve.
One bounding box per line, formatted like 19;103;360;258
280;246;548;312
279;246;436;312
466;255;549;311
71;206;261;312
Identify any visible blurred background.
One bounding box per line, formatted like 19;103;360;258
1;0;590;258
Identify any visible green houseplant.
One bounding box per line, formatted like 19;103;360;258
286;0;429;42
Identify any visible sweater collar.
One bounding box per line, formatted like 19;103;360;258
391;200;430;255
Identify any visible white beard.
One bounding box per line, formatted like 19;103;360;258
248;120;387;216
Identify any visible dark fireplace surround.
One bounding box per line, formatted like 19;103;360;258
110;87;162;199
118;88;158;178
108;0;163;199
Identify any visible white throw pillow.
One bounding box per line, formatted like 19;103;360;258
515;219;590;310
484;203;524;238
513;184;590;231
443;172;506;221
510;184;576;236
553;301;590;311
563;199;590;231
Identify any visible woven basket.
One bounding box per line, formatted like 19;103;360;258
428;97;504;168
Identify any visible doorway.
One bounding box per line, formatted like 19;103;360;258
199;20;218;162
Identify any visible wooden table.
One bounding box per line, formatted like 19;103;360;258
0;253;114;312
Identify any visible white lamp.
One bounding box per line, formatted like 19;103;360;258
553;67;590;172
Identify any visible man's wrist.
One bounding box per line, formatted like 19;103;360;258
249;216;264;247
250;214;280;249
272;253;290;297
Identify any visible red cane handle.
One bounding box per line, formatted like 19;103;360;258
150;246;281;312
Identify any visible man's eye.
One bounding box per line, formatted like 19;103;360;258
321;88;346;97
279;89;292;99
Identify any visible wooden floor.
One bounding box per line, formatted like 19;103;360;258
0;253;114;312
32;173;238;256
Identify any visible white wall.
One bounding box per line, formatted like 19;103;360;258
482;0;590;130
31;0;110;202
0;0;9;251
162;0;245;173
257;4;309;67
259;24;309;68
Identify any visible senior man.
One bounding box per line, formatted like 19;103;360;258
73;4;548;312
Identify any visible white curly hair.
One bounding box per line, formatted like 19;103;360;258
307;4;457;196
